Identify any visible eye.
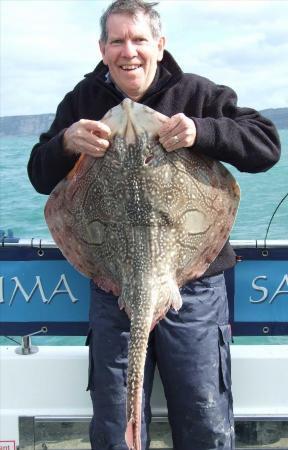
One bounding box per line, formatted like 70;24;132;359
134;37;147;43
111;39;123;45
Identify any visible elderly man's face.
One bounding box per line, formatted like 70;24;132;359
99;12;165;101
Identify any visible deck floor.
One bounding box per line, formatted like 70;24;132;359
30;421;288;449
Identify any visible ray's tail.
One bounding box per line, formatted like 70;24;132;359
125;308;153;450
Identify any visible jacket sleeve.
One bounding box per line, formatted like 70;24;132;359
192;83;281;173
27;91;80;195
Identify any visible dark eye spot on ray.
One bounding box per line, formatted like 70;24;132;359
144;154;154;165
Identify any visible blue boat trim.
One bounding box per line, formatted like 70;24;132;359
1;241;287;336
0;322;89;336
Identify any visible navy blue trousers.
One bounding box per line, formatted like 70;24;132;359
86;273;235;450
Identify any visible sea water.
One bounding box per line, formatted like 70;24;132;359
0;130;287;345
1;131;287;240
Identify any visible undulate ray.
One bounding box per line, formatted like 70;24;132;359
45;99;240;450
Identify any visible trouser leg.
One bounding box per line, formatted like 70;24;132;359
155;273;235;450
87;281;156;450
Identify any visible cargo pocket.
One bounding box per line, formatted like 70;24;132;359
85;328;95;391
218;324;232;392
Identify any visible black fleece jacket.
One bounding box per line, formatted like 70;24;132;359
27;50;281;277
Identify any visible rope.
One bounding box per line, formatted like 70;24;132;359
263;192;288;248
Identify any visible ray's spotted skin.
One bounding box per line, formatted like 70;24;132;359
45;99;240;450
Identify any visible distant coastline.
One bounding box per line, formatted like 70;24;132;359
259;108;288;130
0;108;287;136
0;113;55;137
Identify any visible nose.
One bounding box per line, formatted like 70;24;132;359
121;40;137;58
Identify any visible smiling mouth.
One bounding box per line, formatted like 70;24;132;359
120;64;142;71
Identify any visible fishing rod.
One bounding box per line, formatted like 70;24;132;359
263;191;288;249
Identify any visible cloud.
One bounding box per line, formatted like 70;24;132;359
159;1;288;109
1;0;287;115
1;0;107;115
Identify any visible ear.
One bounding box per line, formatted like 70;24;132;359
157;36;166;62
99;40;107;65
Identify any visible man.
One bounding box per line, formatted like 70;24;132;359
27;1;281;449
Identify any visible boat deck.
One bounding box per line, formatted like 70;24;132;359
17;417;288;449
1;345;287;449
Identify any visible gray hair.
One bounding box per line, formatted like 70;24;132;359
99;0;162;42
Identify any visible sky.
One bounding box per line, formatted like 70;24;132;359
1;0;288;116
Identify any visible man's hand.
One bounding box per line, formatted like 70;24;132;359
63;119;111;157
158;113;196;152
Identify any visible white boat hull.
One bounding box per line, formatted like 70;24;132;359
1;345;288;445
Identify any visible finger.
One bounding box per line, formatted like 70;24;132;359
162;130;186;152
79;142;107;158
165;127;196;152
74;129;109;156
158;114;184;138
80;119;111;139
78;129;110;150
88;147;106;158
89;133;110;150
159;123;186;147
159;122;187;144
